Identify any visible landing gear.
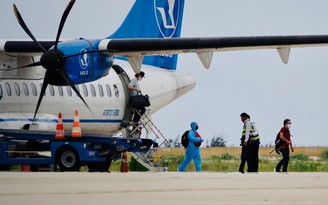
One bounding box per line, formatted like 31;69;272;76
56;146;80;171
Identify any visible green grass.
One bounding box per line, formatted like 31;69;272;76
158;153;328;172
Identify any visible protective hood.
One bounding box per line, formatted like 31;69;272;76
190;122;198;133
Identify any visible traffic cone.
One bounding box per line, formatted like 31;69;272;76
71;110;82;137
55;113;65;140
120;152;128;173
20;164;30;172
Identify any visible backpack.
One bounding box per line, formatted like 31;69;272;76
275;128;288;154
181;130;190;148
275;132;282;154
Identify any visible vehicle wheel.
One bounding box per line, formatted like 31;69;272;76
56;147;80;172
87;162;111;172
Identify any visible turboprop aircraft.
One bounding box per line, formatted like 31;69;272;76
1;0;328;137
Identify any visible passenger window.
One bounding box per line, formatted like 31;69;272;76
31;83;37;96
14;83;20;96
66;86;72;97
82;84;88;97
113;84;119;97
40;83;46;96
98;84;104;97
5;83;11;96
0;84;2;97
90;84;96;97
49;85;55;96
22;83;29;96
75;85;80;96
58;86;63;96
106;84;112;97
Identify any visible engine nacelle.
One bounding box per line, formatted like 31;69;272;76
55;39;114;85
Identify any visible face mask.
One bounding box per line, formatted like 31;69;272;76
195;126;199;130
287;124;292;129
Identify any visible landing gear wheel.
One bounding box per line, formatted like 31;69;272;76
56;147;80;172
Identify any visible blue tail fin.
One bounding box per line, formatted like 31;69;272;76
107;0;185;70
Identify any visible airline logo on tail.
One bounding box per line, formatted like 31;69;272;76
154;0;181;38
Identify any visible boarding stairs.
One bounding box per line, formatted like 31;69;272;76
129;108;169;172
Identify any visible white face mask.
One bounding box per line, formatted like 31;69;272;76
287;124;292;129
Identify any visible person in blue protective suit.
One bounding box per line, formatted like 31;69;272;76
178;122;204;172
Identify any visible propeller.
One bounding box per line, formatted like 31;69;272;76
13;0;93;119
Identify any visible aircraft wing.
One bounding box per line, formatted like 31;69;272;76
0;40;55;56
2;35;328;72
99;35;328;71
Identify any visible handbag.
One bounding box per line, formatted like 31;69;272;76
130;93;151;107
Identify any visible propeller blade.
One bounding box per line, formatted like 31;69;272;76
13;4;47;53
54;0;76;52
1;61;41;71
58;68;94;115
33;71;50;119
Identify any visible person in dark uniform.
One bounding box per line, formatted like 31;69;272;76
239;113;260;173
275;119;294;172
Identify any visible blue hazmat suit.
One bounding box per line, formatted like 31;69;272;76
178;122;204;172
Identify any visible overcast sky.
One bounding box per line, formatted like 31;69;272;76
1;0;328;146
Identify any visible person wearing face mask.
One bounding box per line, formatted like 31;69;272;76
275;119;294;172
178;122;204;172
128;71;146;124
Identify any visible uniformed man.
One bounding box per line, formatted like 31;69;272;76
239;112;260;173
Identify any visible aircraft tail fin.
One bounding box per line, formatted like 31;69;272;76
107;0;185;70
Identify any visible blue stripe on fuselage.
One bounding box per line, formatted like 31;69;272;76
0;118;122;123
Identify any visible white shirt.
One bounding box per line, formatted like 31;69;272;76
129;78;140;96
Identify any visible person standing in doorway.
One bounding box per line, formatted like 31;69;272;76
275;119;294;172
128;71;146;125
239;113;260;173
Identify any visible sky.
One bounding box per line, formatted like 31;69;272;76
1;0;328;146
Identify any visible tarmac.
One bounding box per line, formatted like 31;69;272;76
0;172;327;205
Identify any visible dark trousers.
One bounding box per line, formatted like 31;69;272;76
132;106;145;123
239;145;249;173
248;140;260;172
275;147;290;172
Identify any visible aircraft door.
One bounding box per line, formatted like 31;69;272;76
111;64;132;128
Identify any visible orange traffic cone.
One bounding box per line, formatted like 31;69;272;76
71;110;82;137
55;113;65;140
20;164;30;172
120;152;128;173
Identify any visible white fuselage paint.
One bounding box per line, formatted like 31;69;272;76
0;59;195;136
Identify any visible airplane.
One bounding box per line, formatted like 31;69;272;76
1;0;328;138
